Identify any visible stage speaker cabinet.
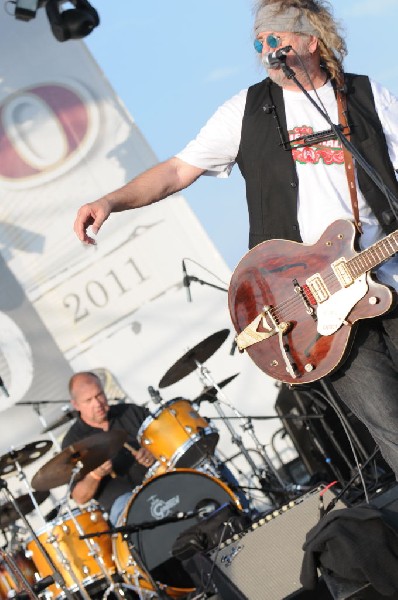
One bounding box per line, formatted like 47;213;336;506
208;487;344;600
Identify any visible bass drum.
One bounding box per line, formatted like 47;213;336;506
113;469;240;598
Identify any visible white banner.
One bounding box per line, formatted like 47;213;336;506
0;10;283;516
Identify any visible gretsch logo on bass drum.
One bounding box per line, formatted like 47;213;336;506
0;79;99;189
148;494;180;520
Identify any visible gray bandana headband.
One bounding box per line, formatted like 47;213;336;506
254;4;319;37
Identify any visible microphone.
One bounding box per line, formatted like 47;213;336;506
182;259;192;302
262;45;292;69
148;386;162;405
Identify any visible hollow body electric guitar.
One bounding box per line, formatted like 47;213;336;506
228;220;398;385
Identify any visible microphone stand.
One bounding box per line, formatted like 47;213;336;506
280;60;398;218
186;274;228;294
79;508;206;540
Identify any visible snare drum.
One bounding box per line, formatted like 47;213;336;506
0;550;36;600
26;506;115;597
113;469;240;598
138;398;219;468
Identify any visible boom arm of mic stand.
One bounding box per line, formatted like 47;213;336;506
187;275;228;293
79;509;204;539
281;62;398;219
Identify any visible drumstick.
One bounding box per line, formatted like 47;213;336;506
124;442;139;457
103;443;140;480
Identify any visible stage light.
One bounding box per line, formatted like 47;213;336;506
45;0;99;42
13;0;45;21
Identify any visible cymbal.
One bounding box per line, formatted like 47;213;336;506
0;491;49;529
193;373;240;404
0;440;53;477
42;409;78;433
31;430;128;491
159;329;230;388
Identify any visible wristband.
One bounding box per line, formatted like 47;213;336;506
89;471;101;481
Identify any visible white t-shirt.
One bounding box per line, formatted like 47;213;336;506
177;79;398;290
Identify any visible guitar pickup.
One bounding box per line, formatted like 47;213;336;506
306;274;330;304
332;258;354;287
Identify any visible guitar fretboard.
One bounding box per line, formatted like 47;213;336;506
347;230;398;278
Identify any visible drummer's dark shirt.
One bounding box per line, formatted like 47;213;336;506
62;403;150;514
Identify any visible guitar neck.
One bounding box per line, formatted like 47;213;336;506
348;229;398;277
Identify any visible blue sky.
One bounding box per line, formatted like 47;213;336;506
84;0;398;270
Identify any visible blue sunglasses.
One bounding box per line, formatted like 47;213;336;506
254;33;282;53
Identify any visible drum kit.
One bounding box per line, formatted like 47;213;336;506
0;329;289;599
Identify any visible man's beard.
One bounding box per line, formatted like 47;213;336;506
266;43;315;89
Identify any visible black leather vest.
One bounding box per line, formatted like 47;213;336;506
236;74;398;248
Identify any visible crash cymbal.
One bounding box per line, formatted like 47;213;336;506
31;430;128;491
42;409;78;433
0;440;53;477
0;492;49;529
193;373;240;404
159;329;230;388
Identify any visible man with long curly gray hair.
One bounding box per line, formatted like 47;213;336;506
74;1;398;485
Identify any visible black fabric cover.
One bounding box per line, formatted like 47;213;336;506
300;505;398;596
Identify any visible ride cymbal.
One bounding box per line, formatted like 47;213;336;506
193;373;240;404
0;440;53;477
31;430;128;491
0;492;49;528
159;329;230;388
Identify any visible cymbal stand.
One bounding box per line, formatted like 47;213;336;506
31;403;62;452
13;456;49;529
195;361;289;504
0;477;74;600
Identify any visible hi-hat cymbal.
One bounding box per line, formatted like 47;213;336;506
0;491;49;529
159;329;230;388
0;440;53;477
31;430;128;491
193;373;240;404
42;409;78;433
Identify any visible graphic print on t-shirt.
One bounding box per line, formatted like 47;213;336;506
289;125;344;165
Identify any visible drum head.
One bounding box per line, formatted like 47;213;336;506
125;469;237;589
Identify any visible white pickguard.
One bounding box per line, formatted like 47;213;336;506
316;274;368;336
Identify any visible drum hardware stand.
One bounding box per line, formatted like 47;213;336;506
0;478;73;600
194;361;291;504
15;401;68;454
16;401;66;517
54;462;118;600
0;548;37;600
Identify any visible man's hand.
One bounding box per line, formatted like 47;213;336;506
135;447;156;468
74;198;112;245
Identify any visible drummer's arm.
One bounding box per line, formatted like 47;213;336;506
71;459;113;505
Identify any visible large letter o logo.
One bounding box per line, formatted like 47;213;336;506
0;80;99;189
